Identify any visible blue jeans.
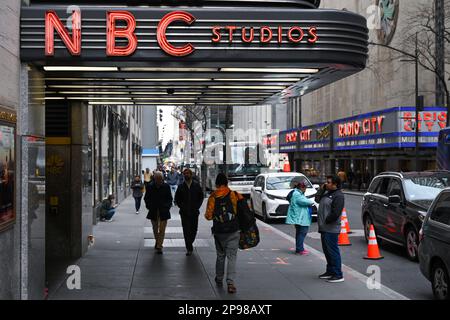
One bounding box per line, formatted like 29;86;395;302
134;196;142;211
321;232;343;278
170;185;177;199
104;208;115;220
295;225;309;252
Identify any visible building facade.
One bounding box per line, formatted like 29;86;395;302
281;0;448;186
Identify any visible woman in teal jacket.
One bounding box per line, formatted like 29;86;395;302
286;178;314;255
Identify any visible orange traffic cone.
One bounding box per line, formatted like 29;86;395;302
364;224;384;260
338;219;352;246
283;160;291;172
342;208;352;234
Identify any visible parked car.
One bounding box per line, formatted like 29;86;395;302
419;188;450;300
250;172;319;222
361;171;450;261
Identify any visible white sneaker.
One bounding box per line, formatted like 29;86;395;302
106;218;114;222
136;211;139;214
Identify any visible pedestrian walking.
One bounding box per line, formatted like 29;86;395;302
175;168;204;256
131;175;144;214
144;171;173;254
205;173;243;294
167;167;179;201
286;178;314;255
315;175;345;283
100;194;117;222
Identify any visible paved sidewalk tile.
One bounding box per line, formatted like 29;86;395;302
49;196;408;300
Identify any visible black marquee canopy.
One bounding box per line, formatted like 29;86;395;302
21;0;368;106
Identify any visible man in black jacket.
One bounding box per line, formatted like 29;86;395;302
315;175;345;283
175;168;204;256
144;171;173;254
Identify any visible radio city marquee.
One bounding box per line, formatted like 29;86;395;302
279;107;447;153
334;107;447;150
42;10;318;57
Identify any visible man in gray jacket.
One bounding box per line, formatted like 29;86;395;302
315;175;345;283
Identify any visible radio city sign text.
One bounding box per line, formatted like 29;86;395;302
45;10;319;57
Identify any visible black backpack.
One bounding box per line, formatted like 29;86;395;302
212;192;239;234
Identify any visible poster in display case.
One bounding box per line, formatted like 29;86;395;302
0;109;16;232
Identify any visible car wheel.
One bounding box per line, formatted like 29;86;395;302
262;203;270;223
405;227;420;262
431;261;449;300
364;215;376;243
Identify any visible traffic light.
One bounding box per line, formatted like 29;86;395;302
159;109;163;122
160;114;163;121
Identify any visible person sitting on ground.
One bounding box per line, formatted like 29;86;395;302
100;194;117;222
205;173;243;294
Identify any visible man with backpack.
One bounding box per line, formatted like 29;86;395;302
205;173;243;294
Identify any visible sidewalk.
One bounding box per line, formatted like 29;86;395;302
48;196;408;300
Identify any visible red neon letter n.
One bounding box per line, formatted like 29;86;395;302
45;10;81;56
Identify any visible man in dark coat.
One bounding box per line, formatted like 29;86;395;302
315;175;345;283
175;168;204;256
144;171;173;254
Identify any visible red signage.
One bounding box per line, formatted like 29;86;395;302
45;10;319;57
338;116;384;138
285;132;298;143
212;25;318;44
300;129;312;142
106;11;138;56
45;10;81;56
263;135;277;146
402;111;447;132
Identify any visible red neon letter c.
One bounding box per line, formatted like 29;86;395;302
157;11;196;57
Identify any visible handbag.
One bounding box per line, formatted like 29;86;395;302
239;222;260;250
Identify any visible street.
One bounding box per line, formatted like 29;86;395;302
265;194;434;300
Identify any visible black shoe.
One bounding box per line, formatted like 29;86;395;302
318;272;333;279
186;251;193;256
156;248;163;254
327;276;344;283
215;277;223;287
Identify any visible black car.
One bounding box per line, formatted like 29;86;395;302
419;188;450;300
361;171;450;261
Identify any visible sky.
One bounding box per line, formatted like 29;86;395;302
157;105;176;149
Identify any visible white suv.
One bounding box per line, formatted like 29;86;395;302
250;172;319;222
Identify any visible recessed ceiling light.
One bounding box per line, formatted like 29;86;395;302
214;78;301;82
48;85;126;89
220;68;319;73
44;66;119;72
89;102;134;105
209;85;286;90
58;91;130;95
120;67;217;72
127;78;211;81
68;97;132;100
